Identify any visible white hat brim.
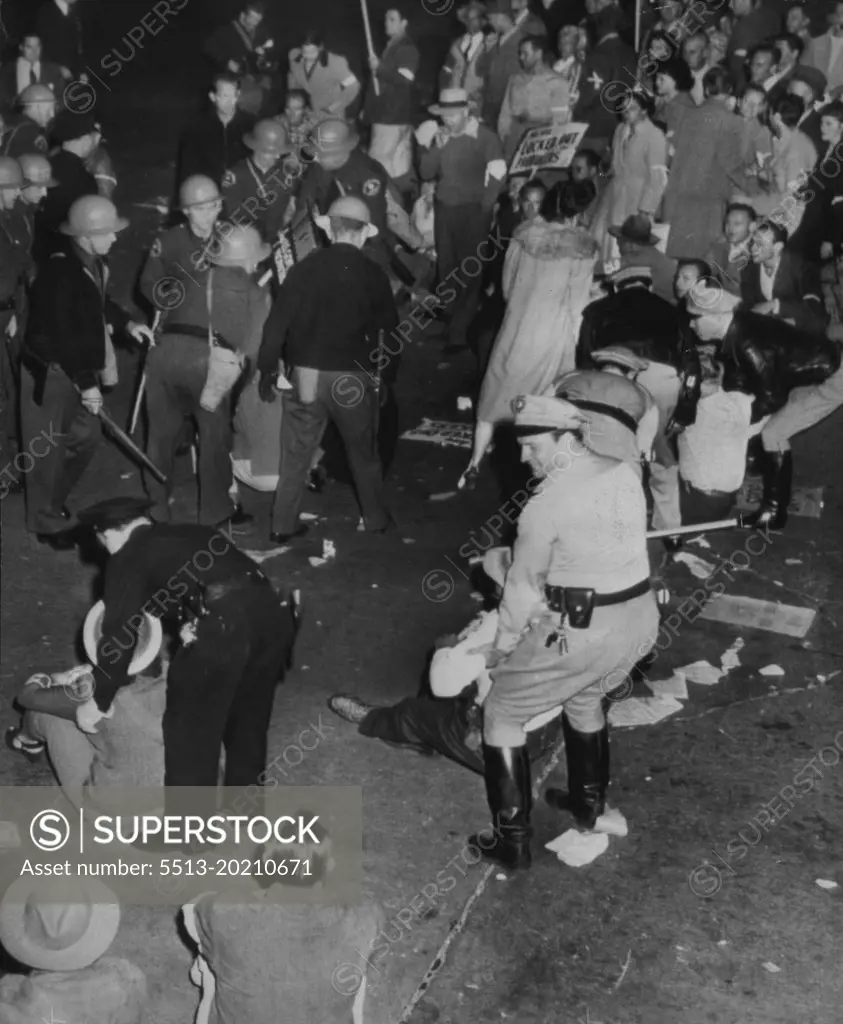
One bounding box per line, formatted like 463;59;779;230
0;876;120;971
83;599;162;675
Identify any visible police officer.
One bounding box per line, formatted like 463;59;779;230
222;119;295;242
0;157;32;473
257;196;397;542
143;225;270;531
140;174;224;317
70;495;297;822
468;374;659;870
17;152;58;263
20;196;153;547
1;84;55;158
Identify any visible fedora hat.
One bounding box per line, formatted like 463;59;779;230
608;213;659;246
0;877;120;971
429;88;470;116
790;65;827;99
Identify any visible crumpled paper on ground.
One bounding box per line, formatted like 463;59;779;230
720;638;745;674
674;551;717;579
678;660;723;685
545;830;610;866
245;546;290;564
647;671;689;700
608;695;684;726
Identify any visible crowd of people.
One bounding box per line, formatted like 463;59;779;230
1;0;843;1020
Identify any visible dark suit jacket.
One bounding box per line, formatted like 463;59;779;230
573;35;638;145
177;108;255;189
739;251;827;332
35;1;84;77
0;60;65;113
720;310;840;417
797;108;824;155
25;240;129;391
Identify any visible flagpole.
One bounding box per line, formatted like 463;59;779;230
634;0;642;52
360;0;381;96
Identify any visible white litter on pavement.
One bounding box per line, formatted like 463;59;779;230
457;396;473;411
322;540;336;561
402;537;416;544
401;418;474;449
429;491;458;502
688;536;712;549
245;546;291;564
545;829;610;866
308;556;328;568
647;671;689;700
762;962;782;974
785;558;803;565
700;595;816;638
678;660;723;685
609;695;684;726
816;879;838;890
674;551;717;579
495;873;507;881
300;512;320;521
759;664;785;676
720;638;745;674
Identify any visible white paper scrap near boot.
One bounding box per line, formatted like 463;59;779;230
674;551;716;579
720;638;745;674
608;695;684;727
700;594;816;637
245;546;291;564
678;660;723;685
688;536;712;549
591;806;628;837
816;879;838;890
648;672;689;700
545;829;609;866
759;664;785;676
300;512;319;521
308;556;328;567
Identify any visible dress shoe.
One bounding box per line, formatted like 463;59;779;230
5;727;45;761
269;524;309;544
328;694;375;724
36;530;77;551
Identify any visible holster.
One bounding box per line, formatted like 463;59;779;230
545;586;597;629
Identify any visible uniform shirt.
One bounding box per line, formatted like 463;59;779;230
222;156;295;241
139;221;218;319
1;115;49;157
418;117;506;208
296;148;390;237
92;522;273;712
495;453;650;651
364;33;419;125
177;108;255;189
257;242;398;374
287;49;360;120
38;148;98;242
497;69;570;152
25;239;129;391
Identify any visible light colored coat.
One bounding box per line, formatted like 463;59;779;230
591;118;668;263
802;32;843;95
662;100;745;259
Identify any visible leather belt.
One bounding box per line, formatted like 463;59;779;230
160;323;236;352
544;578;651;612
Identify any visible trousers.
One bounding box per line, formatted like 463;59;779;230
163;584;292;818
433;200;492;348
359;692;562;774
271;367;389;535
483;595;659;748
144;336;233;526
760;362;843;452
638;361;682;531
20;365;102;534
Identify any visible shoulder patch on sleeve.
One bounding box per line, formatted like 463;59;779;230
150;237;163;258
35;135;48;152
363;178;382;197
222;170;236;188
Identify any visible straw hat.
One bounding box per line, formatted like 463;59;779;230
429;88;470;116
0;877;120;971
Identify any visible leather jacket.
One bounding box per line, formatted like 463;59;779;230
577;283;701;427
719;311;841;419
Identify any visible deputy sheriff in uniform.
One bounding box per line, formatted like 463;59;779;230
469;374;659;870
1;83;55;158
140;174;224;318
222;119;295;242
20;196;153;547
143;225;269;531
70;495;297;823
0;157;33;473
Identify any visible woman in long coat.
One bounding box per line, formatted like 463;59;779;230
459;181;598;489
591;90;669;265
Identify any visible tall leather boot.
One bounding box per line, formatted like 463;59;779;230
739;450;792;530
469;744;532;870
545;715;609;830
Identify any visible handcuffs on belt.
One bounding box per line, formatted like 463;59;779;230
544;586;597;656
177;586;210;648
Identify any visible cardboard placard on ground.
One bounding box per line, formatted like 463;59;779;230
699;595;816;637
509;122;588;176
401;418;474;450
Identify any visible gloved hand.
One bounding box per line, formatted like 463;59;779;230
258;372;277;404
